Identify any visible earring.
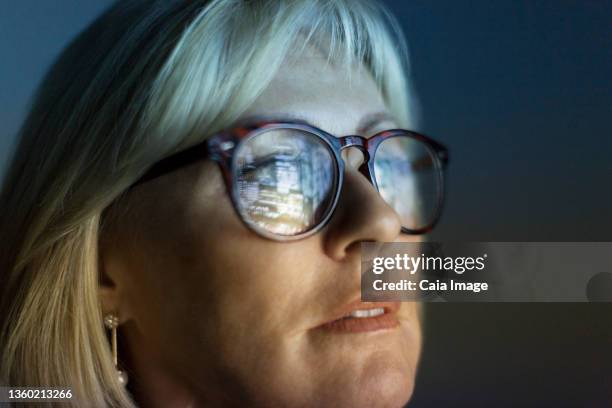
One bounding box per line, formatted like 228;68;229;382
104;313;128;386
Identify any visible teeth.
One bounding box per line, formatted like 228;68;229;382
348;308;385;318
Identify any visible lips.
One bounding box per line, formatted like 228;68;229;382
317;299;401;333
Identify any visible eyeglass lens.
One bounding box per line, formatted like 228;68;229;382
234;128;338;236
373;136;441;231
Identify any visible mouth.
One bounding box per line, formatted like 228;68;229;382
317;300;401;333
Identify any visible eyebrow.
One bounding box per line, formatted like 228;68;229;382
238;111;396;136
356;112;396;135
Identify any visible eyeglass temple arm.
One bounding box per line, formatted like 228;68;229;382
131;140;214;187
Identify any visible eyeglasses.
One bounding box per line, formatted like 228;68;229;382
133;121;449;240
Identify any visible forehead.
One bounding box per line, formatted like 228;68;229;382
241;47;391;135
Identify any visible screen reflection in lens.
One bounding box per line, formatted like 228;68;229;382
373;136;440;230
234;129;337;236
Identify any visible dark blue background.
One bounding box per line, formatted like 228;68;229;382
1;1;611;406
389;0;612;241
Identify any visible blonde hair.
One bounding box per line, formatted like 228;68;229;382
0;0;416;406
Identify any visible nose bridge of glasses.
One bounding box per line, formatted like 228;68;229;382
339;135;370;161
338;135;374;184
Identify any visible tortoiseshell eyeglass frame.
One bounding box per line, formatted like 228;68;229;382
132;121;449;241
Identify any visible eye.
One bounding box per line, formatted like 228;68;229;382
239;151;301;176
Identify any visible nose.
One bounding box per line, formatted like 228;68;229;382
322;163;403;261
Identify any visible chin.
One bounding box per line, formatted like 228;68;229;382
354;365;415;408
312;362;416;408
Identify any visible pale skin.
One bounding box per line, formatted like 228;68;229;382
100;47;422;408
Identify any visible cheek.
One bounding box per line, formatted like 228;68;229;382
136;218;335;404
117;163;328;374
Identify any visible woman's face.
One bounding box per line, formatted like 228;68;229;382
101;48;422;408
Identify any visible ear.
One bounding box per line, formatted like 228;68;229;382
98;245;133;324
